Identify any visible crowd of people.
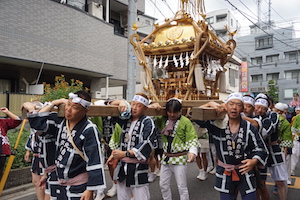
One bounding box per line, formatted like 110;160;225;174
1;90;300;200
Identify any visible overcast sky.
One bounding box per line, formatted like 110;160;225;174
145;0;300;37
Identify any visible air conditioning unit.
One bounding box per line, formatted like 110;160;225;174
94;91;102;99
88;2;103;20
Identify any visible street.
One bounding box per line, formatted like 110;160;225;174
3;161;300;200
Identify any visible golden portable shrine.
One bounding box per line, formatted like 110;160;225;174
130;0;236;102
21;0;236;120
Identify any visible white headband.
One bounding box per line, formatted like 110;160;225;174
255;93;267;100
243;96;255;106
225;92;244;103
68;93;91;109
167;98;182;104
132;95;149;106
296;107;300;111
93;100;105;106
255;98;269;108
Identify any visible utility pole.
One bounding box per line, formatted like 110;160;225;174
268;0;271;30
106;0;110;23
126;0;137;100
257;0;261;31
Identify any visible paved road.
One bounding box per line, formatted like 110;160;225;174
3;161;300;200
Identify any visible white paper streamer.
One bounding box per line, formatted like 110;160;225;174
159;55;163;68
173;54;178;67
179;53;184;68
185;52;189;66
164;55;169;68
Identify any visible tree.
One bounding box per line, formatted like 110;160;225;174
267;80;278;103
40;75;89;102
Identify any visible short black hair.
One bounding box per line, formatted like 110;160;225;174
75;90;91;102
166;99;182;112
243;94;254;99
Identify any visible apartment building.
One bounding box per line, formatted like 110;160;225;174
205;9;242;96
206;9;241;40
236;24;300;104
0;0;150;99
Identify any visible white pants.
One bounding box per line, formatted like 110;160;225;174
291;140;300;171
270;162;289;181
116;180;150;200
160;164;189;200
285;154;291;178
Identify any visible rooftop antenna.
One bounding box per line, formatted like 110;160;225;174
268;0;271;30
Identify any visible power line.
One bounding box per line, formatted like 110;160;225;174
162;0;175;16
239;0;257;18
263;0;289;23
239;0;293;41
147;0;166;19
225;0;299;50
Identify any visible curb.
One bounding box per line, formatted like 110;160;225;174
1;183;34;197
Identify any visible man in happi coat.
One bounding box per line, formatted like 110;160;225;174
195;93;268;200
23;90;106;200
254;97;288;200
291;110;300;176
107;93;156;200
273;103;293;185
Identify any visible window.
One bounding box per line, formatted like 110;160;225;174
250;57;262;65
0;79;11;92
229;68;238;87
67;0;86;10
284;89;298;98
255;35;273;49
266;54;279;63
216;14;227;22
285;51;298;61
267;73;279;81
285;71;300;80
145;20;151;25
206;17;214;24
231;19;233;26
251;74;263;82
216;30;227;37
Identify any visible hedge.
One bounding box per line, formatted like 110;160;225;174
7;127;31;169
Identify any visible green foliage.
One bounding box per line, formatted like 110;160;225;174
40;75;88;102
267;80;279;103
7;128;31;169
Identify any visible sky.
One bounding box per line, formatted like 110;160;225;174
145;0;300;37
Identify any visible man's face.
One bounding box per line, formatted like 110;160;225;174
273;108;283;115
254;105;268;116
296;110;300;115
243;103;254;117
131;101;147;119
167;110;181;121
64;99;87;121
225;99;243;119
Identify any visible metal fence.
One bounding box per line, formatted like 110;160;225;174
0;93;41;117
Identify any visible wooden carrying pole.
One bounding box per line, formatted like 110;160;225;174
22;100;225;120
